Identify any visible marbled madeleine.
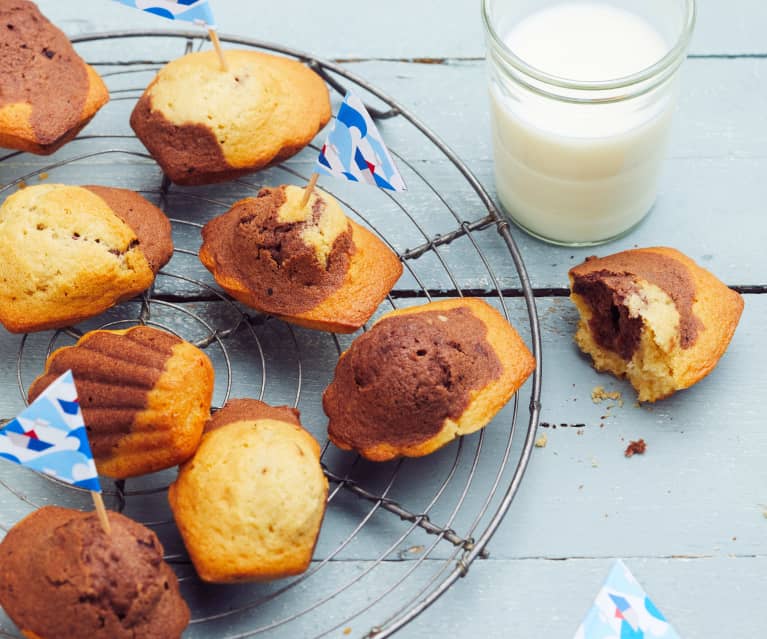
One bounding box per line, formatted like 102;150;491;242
569;247;744;401
130;50;330;185
199;185;402;332
169;399;327;583
0;184;172;333
0;0;108;155
324;298;536;461
28;326;214;478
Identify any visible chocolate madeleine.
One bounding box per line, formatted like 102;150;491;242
0;0;109;155
324;298;536;461
0;506;189;639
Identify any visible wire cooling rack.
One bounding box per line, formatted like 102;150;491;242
0;31;542;639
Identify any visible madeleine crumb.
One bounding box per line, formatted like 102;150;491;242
534;433;548;448
591;386;623;404
624;439;647;457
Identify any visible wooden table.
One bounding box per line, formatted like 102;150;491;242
1;1;764;637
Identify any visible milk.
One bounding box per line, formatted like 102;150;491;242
489;2;675;245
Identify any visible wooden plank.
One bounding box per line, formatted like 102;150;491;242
0;296;761;563
4;56;752;165
6;57;753;165
407;556;767;639
2;55;764;167
332;57;767;163
0;556;761;637
1;57;766;289
0;155;763;292
0;5;764;637
31;0;767;59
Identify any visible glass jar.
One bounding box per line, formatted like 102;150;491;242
482;0;696;246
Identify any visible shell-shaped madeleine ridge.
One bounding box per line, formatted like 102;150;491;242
28;326;214;478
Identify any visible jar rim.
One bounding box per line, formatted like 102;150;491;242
481;0;696;92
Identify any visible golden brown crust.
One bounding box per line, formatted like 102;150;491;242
0;184;172;333
28;327;214;478
169;400;327;583
130;50;330;185
569;247;744;401
325;298;536;461
0;1;108;155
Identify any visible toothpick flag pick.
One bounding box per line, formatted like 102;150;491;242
574;560;681;639
112;0;215;26
111;1;228;70
0;371;100;492
316;91;406;192
0;370;111;533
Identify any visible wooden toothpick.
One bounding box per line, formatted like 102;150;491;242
91;491;111;535
208;28;229;72
300;173;320;209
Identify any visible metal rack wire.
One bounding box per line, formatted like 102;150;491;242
0;31;542;638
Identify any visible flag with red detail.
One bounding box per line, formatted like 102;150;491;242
316;91;406;192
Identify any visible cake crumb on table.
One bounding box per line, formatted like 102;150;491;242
534;433;548;448
343;628;352;635
591;385;623;405
624;439;647;457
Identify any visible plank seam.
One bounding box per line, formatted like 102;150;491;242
146;285;766;305
86;54;767;67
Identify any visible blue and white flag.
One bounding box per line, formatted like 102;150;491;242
317;92;406;192
0;371;101;493
112;0;215;27
574;560;681;639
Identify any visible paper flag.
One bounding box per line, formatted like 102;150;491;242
316;91;406;192
0;371;101;493
112;0;215;27
574;560;680;639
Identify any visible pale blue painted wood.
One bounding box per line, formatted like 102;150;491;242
1;555;764;637
0;2;765;638
2;57;766;288
31;0;767;58
0;296;761;562
408;556;767;639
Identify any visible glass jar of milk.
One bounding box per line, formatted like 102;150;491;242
482;0;695;246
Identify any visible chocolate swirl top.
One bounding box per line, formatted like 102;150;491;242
0;506;189;639
205;398;301;433
0;0;90;145
201;185;354;316
28;327;180;459
571;250;703;360
324;307;502;453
